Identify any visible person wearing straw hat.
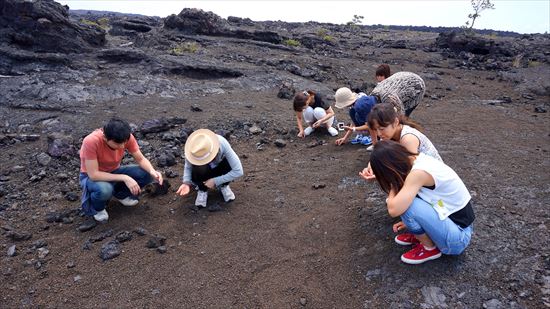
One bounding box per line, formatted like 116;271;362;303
176;129;243;208
334;72;426;150
333;87;377;147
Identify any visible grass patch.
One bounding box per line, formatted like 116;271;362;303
80;18;109;31
283;39;300;47
169;42;199;55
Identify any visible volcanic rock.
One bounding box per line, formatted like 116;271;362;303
7;245;16;257
47;133;75;158
6;231;32;241
140;118;171;134
99;240;121;261
36;152;52;167
0;0;105;53
77;219;97;232
115;231;133;243
146;234;166;248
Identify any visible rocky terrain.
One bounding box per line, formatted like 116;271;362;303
1;0;549;308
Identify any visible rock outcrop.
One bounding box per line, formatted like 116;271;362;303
0;0;106;53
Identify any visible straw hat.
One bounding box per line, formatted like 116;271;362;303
184;129;220;166
334;87;358;109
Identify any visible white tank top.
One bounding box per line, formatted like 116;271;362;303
400;125;442;162
412;153;471;220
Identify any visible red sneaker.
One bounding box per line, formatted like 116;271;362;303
394;233;420;246
401;244;442;264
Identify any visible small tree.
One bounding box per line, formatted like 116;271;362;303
346;14;364;33
465;0;495;30
347;14;364;26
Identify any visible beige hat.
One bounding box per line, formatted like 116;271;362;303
334;87;358;109
184;129;220;166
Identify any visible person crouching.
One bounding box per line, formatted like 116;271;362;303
176;129;243;208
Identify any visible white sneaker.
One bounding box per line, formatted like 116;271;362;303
195;190;208;208
304;126;314;136
93;210;109;222
115;197;139;207
220;185;235;203
366;145;374;152
327;127;339;136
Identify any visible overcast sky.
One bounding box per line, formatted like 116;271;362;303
58;1;550;34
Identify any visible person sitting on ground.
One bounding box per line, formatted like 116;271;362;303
334;87;377;146
370;71;425;117
364;140;475;265
79;118;163;223
176;129;243;209
360;103;442;180
375;64;391;82
293;90;339;138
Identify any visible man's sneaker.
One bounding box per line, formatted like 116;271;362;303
93;209;109;222
115;197;139;207
327;127;339;137
401;244;442;265
350;134;363;144
360;135;373;146
220;185;235;203
304;126;314;136
395;233;421;246
195;190;208;208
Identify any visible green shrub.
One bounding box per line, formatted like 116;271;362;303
80;18;99;27
322;35;334;42
317;28;328;37
98;17;109;26
528;60;541;67
283;39;300;47
80;18;109;31
169;42;199;55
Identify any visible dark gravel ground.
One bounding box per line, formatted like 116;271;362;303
0;9;549;308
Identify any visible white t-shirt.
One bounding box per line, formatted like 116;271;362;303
412;153;471;220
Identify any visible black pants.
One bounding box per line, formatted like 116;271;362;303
191;158;232;191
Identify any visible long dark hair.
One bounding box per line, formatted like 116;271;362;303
367;103;422;134
293;90;316;112
370;140;417;194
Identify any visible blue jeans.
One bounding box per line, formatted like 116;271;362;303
400;197;473;255
79;165;152;216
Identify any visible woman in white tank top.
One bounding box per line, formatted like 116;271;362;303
366;140;474;264
361;103;442;180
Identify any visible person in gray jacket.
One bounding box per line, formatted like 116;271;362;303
176;129;243;208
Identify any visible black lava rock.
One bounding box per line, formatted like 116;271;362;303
77;219;97;232
65;192;79;202
134;227;147;236
115;231;133;243
146;234;166;248
99;240;121;261
6;231;32;241
139;118;171;134
157;246;167;254
157;152;176;167
274;139;287;148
